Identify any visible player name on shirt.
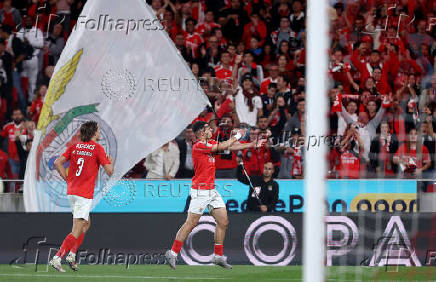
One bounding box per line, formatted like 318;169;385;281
72;143;97;157
73;150;93;157
75;143;96;150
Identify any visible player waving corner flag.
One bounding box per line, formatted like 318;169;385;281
165;121;266;269
48;121;114;272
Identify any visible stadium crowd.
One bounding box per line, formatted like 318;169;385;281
0;0;435;193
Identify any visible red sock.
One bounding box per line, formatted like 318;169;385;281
55;233;77;258
214;244;223;256
70;233;85;254
171;240;183;254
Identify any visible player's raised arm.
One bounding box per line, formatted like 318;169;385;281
211;130;243;153
54;155;68;182
228;138;267;151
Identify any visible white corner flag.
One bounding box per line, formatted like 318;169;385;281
23;0;208;211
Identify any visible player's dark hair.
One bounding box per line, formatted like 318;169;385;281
192;121;207;134
80;121;98;142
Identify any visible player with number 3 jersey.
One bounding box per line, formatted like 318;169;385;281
49;121;114;272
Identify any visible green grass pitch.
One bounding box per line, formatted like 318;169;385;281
0;264;435;281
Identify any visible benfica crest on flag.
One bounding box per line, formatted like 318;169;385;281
24;0;208;212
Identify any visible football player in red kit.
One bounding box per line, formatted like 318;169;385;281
165;121;265;269
49;121;114;272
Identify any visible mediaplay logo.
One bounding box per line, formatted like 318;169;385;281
101;69;137;100
180;216;296;266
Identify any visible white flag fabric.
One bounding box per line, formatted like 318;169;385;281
23;0;208;211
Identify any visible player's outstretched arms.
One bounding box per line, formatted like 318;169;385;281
228;138;267;151
211;129;244;153
54;156;68;182
102;156;114;176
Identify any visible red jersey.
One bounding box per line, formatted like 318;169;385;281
62;140;110;199
29;97;44;123
260;77;278;95
184;32;204;59
329;62;352;93
0;122;26;161
338;151;360;179
195;22;220;36
192;140;217;190
242;146;276;176
0;149;12;179
214;65;233;82
394;144;430;169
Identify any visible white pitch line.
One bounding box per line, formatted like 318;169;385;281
0;273;227;280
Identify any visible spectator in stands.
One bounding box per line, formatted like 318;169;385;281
284;97;305;135
0;109;25;185
184;17;203;61
221;0;249;43
419;75;436;112
329;48;357;94
339;95;391;159
16;15;44;103
290;0;305;33
195;10;219;38
0;38;13;117
262;82;277;117
28;84;46;124
45;24;65;65
260;64;279;95
237;51;264;87
278;127;304;179
14;129;32;180
200;35;221;69
368;120;399;178
242;12;267;48
0;147;12;192
237;161;279;212
407;19;434;57
176;125;196;179
213;115;239;178
394;127;431;178
240;127;280;177
420;117;436;177
214;50;233;84
23;120;35;141
337;125;364;179
268;95;291;139
275;76;294;113
56;0;73;33
0;25;26;117
271;17;296;51
211;27;228;50
234;74;263;127
337;100;358;137
0;0;21;28
248;37;263;64
145;141;180;180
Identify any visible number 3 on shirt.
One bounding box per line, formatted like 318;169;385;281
76;158;84;176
